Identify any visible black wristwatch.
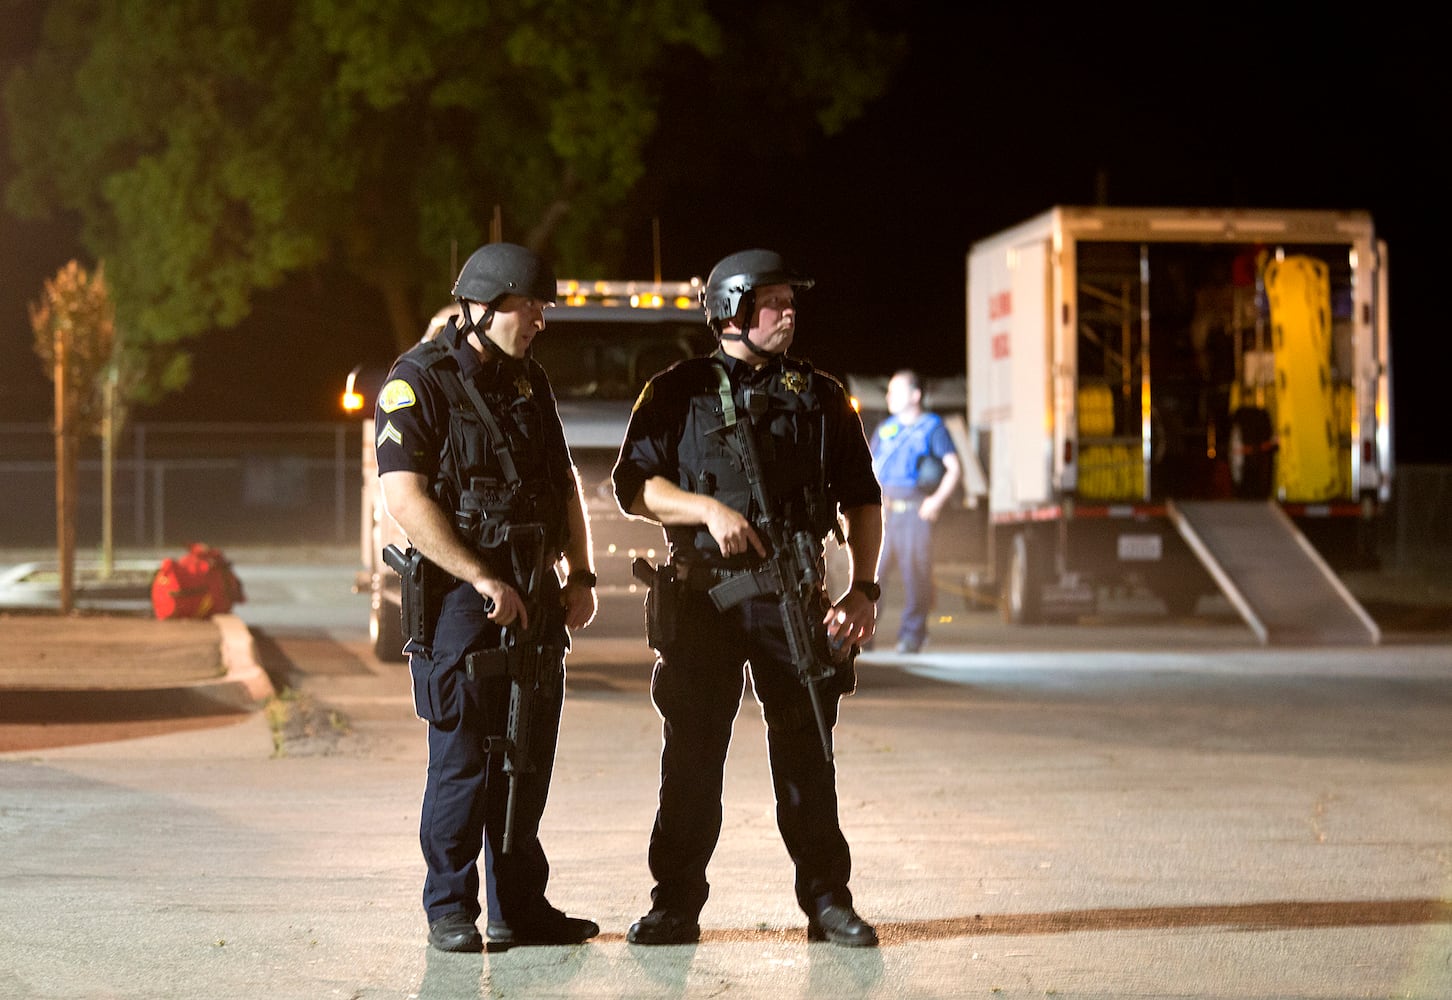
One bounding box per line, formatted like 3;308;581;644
851;580;881;602
567;570;598;588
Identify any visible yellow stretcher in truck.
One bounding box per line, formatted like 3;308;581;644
1264;254;1342;501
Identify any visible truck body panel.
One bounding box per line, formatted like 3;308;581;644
964;206;1392;633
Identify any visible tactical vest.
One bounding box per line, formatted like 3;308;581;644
668;356;837;559
405;338;569;562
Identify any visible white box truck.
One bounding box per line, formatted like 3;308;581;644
963;206;1390;643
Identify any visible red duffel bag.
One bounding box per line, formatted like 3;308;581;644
151;543;246;620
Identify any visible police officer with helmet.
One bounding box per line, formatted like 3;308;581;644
612;248;884;947
375;242;599;952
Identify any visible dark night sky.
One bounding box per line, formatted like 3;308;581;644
2;7;1445;462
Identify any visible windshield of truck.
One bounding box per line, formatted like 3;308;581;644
531;318;713;400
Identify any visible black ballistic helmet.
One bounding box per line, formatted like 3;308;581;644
452;243;557;306
701;248;814;327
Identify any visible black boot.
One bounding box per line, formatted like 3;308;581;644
486;907;599;947
808;904;878;948
626;909;701;945
428;912;484;953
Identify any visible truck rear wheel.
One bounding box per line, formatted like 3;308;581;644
370;576;406;662
1002;531;1043;626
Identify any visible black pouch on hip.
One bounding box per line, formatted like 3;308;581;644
384;544;452;648
645;564;679;651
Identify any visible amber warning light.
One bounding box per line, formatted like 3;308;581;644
556;279;699;310
341;365;367;415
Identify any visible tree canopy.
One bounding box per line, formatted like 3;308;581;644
29;259;119;434
5;0;904;403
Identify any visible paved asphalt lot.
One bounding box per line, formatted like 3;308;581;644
0;546;1450;999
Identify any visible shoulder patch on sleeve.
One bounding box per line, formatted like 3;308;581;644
632;381;654;412
378;379;417;413
375;420;403;448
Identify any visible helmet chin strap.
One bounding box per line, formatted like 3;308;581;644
457;300;495;337
716;290;782;361
459;299;522;362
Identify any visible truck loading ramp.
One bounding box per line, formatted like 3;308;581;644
1169;500;1381;645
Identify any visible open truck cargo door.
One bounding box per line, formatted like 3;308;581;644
964;206;1390;643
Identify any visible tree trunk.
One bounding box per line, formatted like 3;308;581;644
100;371;116;578
53;325;75;614
377;273;421;356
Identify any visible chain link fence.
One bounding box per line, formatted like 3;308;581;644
1385;463;1452;569
1;422;360;550
3;422;1450;570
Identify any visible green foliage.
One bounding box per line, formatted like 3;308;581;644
5;0;903;398
767;1;908;135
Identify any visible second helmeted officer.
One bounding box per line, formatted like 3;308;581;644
375;242;599;952
612;248;884;947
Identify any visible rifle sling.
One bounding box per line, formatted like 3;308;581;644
700;361;789;610
436;367;522;487
711;359;740;428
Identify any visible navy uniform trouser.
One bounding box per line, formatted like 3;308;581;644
413;582;564;926
878;501;934;648
645;587;855;919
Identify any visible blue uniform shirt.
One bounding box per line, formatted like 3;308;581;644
870;412;955;500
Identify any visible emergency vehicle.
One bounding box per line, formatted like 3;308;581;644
343;279;712;659
962;206;1391;644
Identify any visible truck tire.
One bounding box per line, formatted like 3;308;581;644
369;576;407;662
1001;531;1043;626
1229;406;1275;499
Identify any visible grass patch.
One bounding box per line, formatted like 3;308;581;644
264;687;349;757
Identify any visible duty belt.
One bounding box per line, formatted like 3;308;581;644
886;498;918;513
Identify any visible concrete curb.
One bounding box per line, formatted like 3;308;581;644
0;614;275;722
214;613;278;707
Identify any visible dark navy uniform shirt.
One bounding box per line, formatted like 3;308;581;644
374;318;576;542
613;350;880;564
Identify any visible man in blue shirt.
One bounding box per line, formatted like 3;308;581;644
869;370;962;653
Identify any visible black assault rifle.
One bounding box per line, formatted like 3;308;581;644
464;522;564;854
388;530;560;856
705;388;840;763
